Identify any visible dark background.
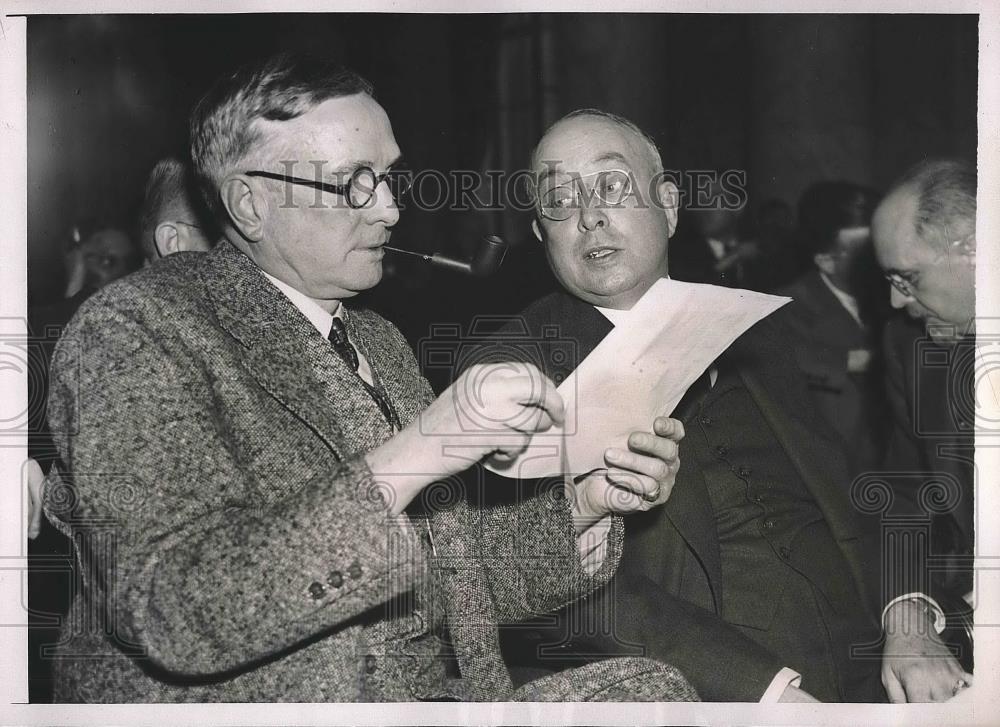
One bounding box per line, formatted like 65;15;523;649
28;13;978;344
25;12;977;702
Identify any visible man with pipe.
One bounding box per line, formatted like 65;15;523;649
41;54;693;702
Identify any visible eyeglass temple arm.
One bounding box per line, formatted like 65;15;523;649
384;234;508;277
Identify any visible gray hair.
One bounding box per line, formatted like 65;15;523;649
891;158;977;248
189;53;374;220
138;157;208;260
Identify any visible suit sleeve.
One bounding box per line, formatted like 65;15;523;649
45;298;428;678
473;473;625;624
569;571;785;702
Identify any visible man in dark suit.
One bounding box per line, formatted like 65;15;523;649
778;181;890;478
873;159;977;602
41;55;692;702
502;109;971;702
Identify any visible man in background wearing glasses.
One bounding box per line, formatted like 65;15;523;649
872;158;977;677
40;53;692;703
497;109;970;703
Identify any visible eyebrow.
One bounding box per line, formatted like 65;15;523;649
537;151;631;185
328;155;403;177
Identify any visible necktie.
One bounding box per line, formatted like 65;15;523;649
328;318;360;372
328;317;401;431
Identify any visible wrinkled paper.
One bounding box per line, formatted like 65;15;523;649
486;279;790;479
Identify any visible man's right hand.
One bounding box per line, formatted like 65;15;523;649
423;362;565;463
366;362;564;515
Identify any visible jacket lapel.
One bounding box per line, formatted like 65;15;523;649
201;242;394;460
729;321;862;542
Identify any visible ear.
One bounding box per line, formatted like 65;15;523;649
655;179;680;237
220;175;267;243
154;222;180;258
531;217;543;243
813;252;836;275
955;232;976;262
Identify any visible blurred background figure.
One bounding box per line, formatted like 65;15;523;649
670;185;760;288
746;197;805;291
64;226;141;298
137;157;217;262
778;181;889;478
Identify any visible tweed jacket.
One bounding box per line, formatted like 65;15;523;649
42;241;625;703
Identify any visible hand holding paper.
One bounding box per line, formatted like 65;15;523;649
486;279;790;479
570;416;685;531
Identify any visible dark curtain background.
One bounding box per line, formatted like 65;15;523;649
28;13;977;347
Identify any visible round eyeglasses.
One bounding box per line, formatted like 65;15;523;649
536;169;633;221
245;165;413;209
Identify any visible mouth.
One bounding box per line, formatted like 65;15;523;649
583;247;619;261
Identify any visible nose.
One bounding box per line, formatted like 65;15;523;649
577;198;608;232
367;177;399;227
889;286;910;309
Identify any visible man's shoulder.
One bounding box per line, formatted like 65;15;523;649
62;252;213;340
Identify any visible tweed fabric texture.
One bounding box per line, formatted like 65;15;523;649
42;241;630;702
510;658;698;701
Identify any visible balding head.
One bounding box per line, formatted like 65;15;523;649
872;159;976;343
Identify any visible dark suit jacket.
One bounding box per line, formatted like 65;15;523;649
882;314;974;593
778;271;889;476
503;288;884;701
42;242;632;702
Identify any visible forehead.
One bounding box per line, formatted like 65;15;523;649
872;186;922;267
533;117;649;179
255;93;399;167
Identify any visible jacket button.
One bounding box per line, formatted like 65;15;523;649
738;466;752;478
753;494;764;504
365;655;377;674
762;519;775;530
327;570;344;588
716;445;728;457
779;546;791;559
700;416;713;427
348;562;363;579
308;581;326;600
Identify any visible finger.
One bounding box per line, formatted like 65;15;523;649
606;447;671;483
508;405;554;435
625;431;680;463
604;468;659;499
883;669;907;704
901;672;929;703
653;416;685;442
492;432;531;460
27;459;44;540
599;486;649;514
517;364;566;424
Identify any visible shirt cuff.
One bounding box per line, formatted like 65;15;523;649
577;514;613;576
882;592;947;634
759;667;802;703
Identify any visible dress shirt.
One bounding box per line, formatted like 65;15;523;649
818;272;863;328
261;272;375;386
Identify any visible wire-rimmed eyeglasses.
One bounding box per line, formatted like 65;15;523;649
536;169;634;221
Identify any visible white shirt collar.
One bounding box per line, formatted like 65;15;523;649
818;271;862;327
261;271;341;337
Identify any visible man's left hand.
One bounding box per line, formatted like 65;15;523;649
571;417;683;529
881;600;973;702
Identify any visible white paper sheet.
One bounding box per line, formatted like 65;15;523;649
485;279;790;479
